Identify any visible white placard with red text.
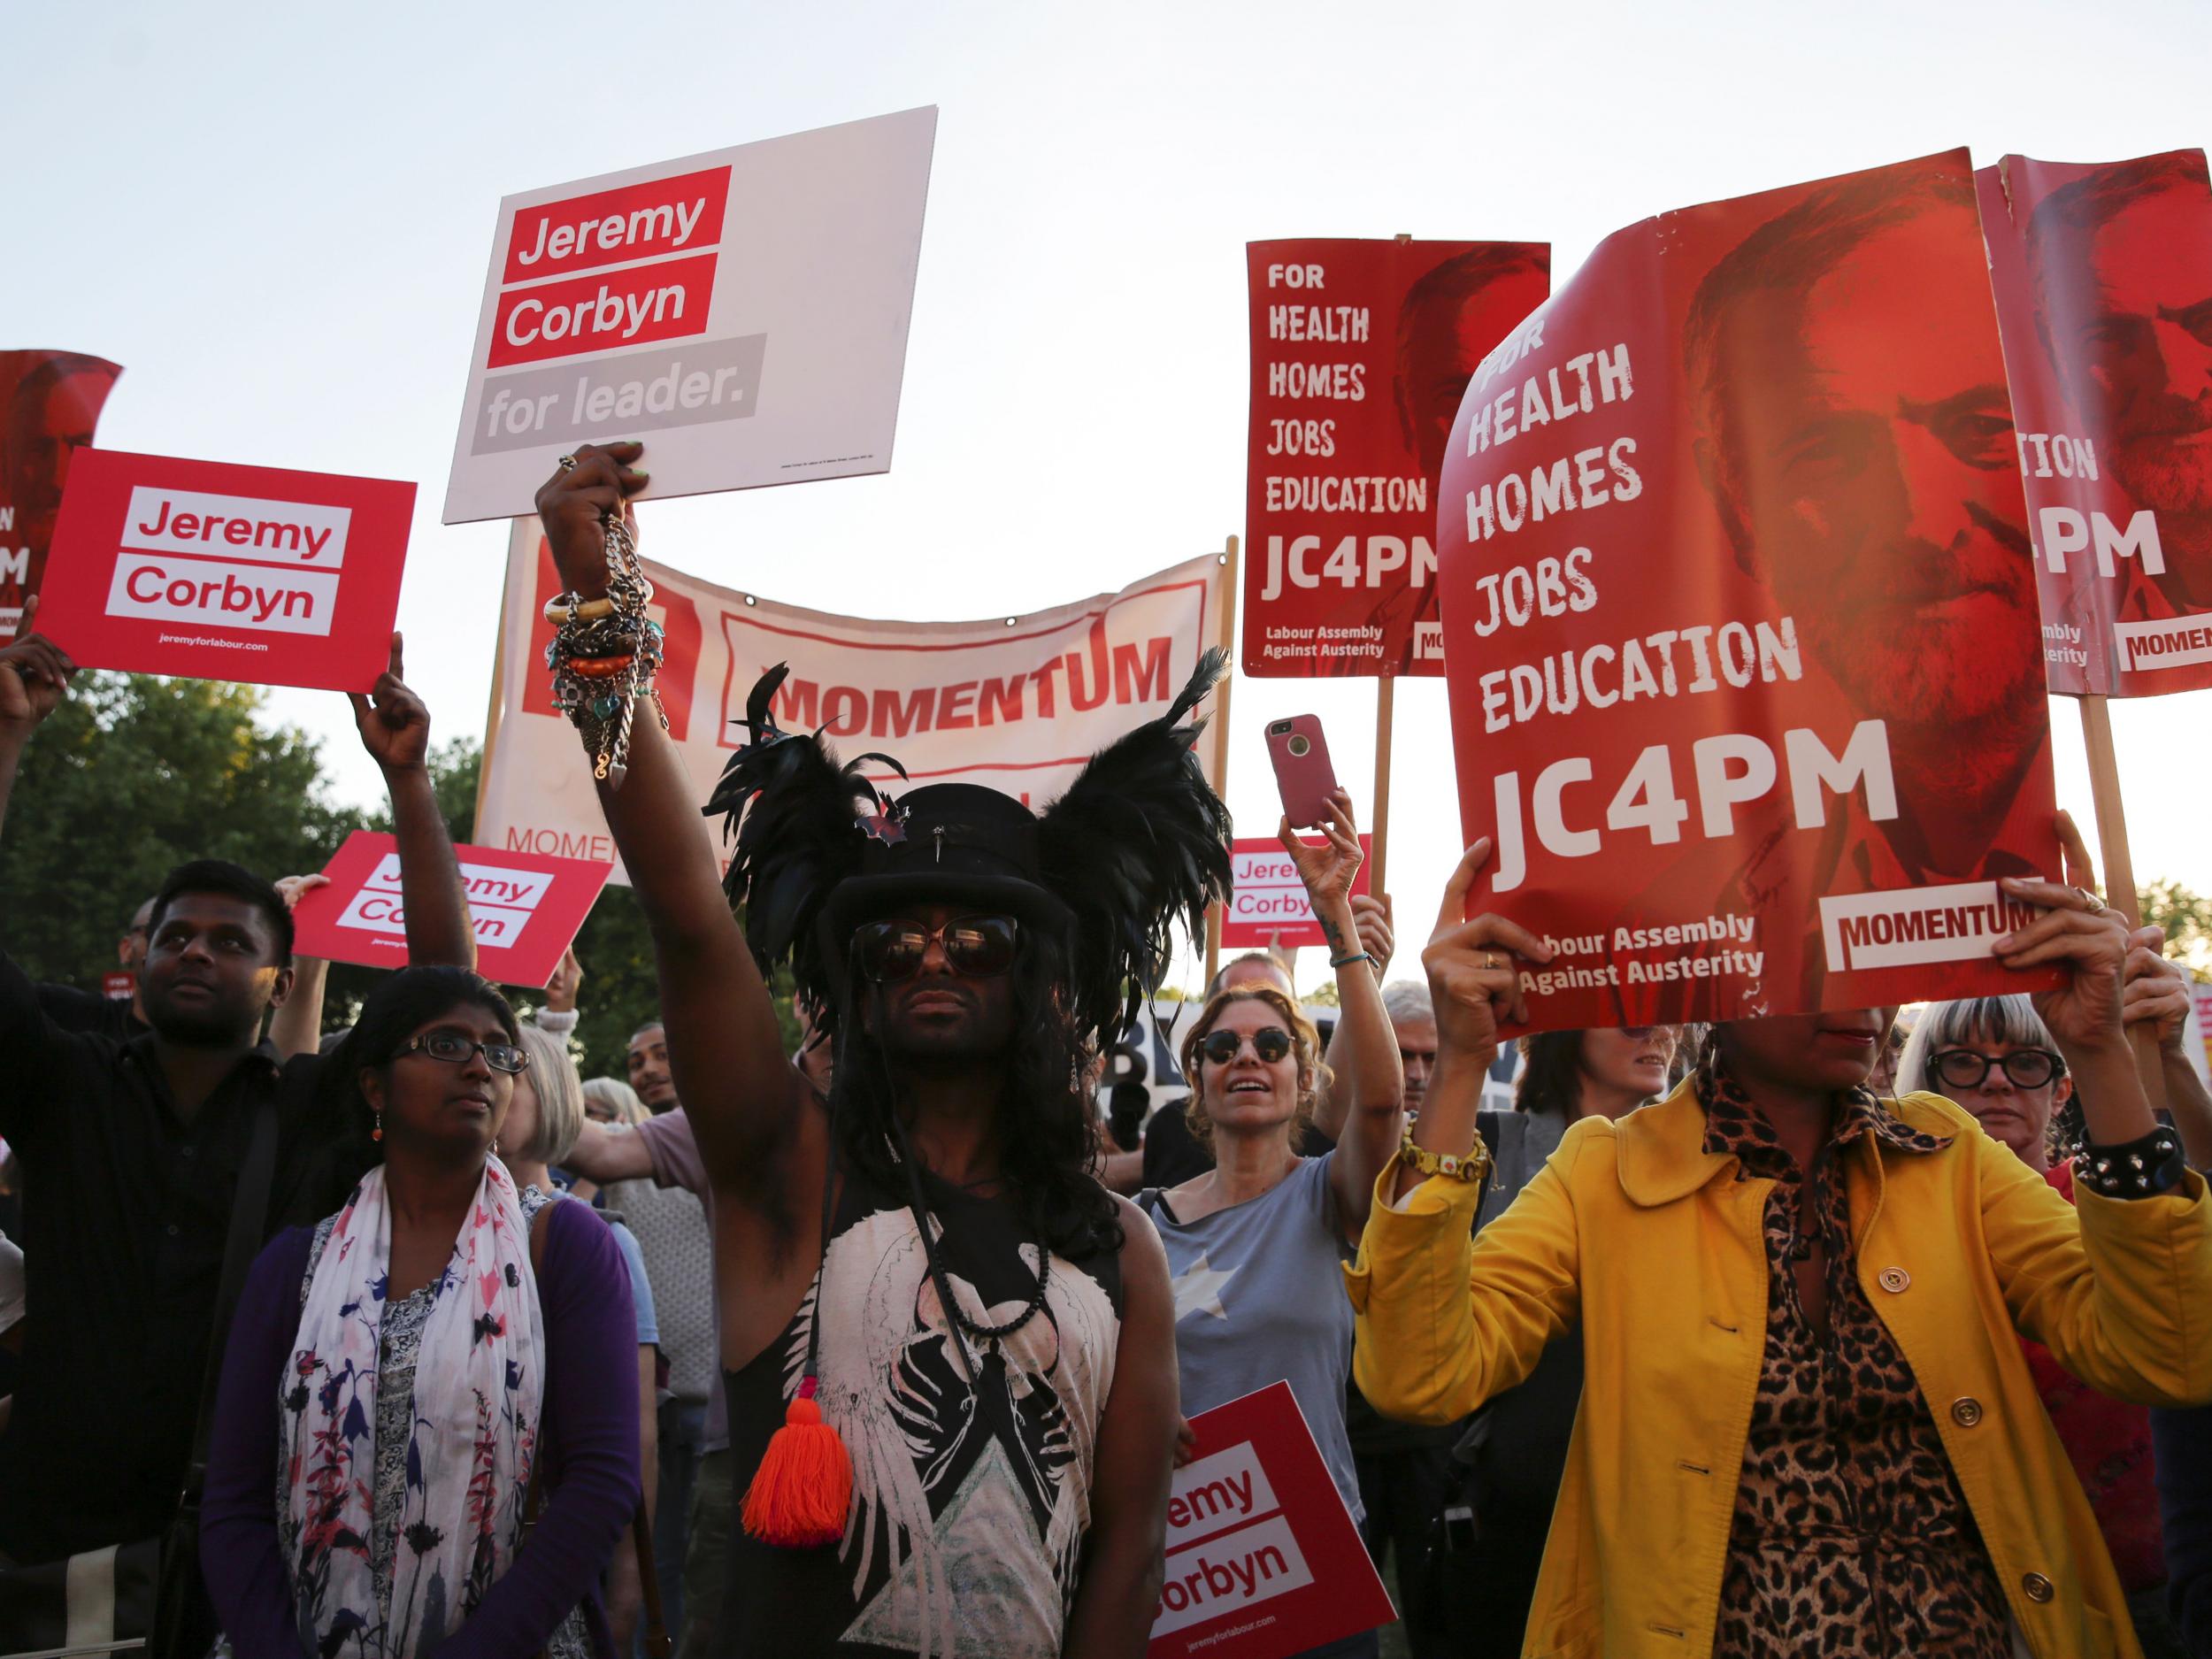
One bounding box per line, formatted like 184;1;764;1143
477;519;1227;882
290;831;612;988
442;108;937;523
1148;1382;1394;1659
36;449;413;691
1220;836;1372;950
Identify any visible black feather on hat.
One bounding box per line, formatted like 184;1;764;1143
704;649;1233;1044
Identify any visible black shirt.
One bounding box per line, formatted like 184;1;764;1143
35;980;149;1042
0;951;346;1563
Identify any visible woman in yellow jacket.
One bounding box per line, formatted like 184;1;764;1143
1348;841;2212;1659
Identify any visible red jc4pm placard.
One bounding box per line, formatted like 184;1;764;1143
1148;1382;1394;1659
290;833;611;989
35;449;414;692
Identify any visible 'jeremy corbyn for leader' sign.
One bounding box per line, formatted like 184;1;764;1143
443;108;936;523
35;449;412;691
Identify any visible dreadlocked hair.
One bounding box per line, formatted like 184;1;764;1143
830;922;1123;1262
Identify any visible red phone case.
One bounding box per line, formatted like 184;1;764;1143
1266;716;1338;829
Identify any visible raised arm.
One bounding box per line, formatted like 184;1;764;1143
534;445;809;1195
1287;792;1402;1241
1313;893;1393;1142
2120;924;2212;1171
0;599;73;854
349;635;475;969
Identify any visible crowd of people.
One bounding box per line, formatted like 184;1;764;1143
0;447;2208;1659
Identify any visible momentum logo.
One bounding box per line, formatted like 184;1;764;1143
1819;881;2039;974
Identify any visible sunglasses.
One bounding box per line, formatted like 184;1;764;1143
1199;1026;1294;1067
395;1032;530;1075
1932;1048;2063;1091
853;915;1020;982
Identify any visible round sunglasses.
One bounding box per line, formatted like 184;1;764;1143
853;914;1020;982
1198;1026;1294;1067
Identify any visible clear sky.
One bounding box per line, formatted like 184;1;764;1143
10;0;2209;987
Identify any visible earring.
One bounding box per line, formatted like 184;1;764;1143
372;1109;383;1143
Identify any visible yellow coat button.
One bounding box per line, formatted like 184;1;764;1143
1878;1266;1910;1294
1952;1398;1983;1427
2023;1572;2055;1603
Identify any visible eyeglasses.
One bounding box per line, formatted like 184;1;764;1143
852;915;1020;982
1932;1048;2063;1091
394;1032;531;1075
1198;1027;1294;1067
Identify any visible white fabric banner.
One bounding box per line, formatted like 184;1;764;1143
478;519;1228;883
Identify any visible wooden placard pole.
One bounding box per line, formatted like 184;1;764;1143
1371;675;1395;902
2076;693;2166;1106
1204;537;1240;989
472;526;519;841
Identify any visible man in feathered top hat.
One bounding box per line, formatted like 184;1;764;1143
535;443;1231;1659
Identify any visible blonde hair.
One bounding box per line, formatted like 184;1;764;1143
511;1025;586;1167
581;1076;649;1127
1176;985;1328;1152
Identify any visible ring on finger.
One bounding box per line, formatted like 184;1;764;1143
557;454;579;472
2072;885;2101;910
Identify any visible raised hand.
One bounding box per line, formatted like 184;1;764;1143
1421;838;1554;1064
1278;788;1364;916
1350;893;1394;979
1995;876;2131;1056
349;633;432;775
533;441;649;597
0;597;77;741
2120;925;2191;1051
273;873;331;910
546;946;584;1014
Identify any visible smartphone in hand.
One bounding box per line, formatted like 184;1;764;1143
1266;715;1338;829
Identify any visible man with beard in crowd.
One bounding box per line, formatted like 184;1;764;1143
1679;155;2053;1010
2027;149;2212;615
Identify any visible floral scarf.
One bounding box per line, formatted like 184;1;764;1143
280;1158;544;1659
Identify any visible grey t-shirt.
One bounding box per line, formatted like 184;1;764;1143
1140;1153;1363;1523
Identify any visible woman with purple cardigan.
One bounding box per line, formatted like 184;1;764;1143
201;966;640;1659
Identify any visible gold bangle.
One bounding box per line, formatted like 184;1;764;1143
1398;1124;1491;1184
543;593;618;624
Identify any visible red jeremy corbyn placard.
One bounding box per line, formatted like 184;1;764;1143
1220;836;1371;949
35;449;412;692
1978;150;2212;696
1244;239;1548;679
1147;1383;1393;1659
291;832;612;988
1437;150;2062;1032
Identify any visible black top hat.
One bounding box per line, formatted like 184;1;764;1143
707;650;1233;1048
814;783;1075;976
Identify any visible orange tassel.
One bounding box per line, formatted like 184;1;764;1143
741;1377;851;1548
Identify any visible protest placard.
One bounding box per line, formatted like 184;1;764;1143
1148;1381;1393;1659
291;831;611;987
1244;240;1548;678
1220;835;1371;949
1436;150;2062;1031
34;449;413;692
0;349;122;639
1978;150;2212;696
478;518;1229;879
442;108;937;524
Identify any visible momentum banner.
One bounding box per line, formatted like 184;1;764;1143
444;108;937;524
0;349;122;638
479;520;1227;880
1978;149;2212;695
1437;150;2061;1031
1244;240;1548;678
35;449;413;692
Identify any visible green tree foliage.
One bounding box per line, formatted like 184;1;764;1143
2140;879;2212;972
0;672;349;985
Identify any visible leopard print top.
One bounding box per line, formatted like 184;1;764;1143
1699;1062;2010;1658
